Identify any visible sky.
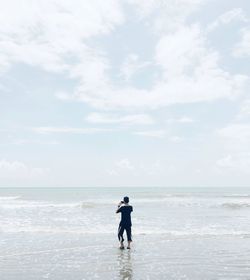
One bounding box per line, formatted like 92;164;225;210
0;0;250;187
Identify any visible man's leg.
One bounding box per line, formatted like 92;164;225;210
125;226;132;249
118;224;125;249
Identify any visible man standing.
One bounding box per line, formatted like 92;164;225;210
116;196;133;249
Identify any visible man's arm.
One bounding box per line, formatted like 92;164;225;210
116;202;123;213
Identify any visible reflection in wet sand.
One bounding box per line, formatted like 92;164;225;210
117;249;133;280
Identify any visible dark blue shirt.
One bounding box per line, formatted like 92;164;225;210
117;205;133;226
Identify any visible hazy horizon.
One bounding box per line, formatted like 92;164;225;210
1;186;250;189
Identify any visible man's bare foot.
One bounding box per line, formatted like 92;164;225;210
119;243;124;249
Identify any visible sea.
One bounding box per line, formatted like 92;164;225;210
0;187;250;280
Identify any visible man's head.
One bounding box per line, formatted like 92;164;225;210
123;196;129;204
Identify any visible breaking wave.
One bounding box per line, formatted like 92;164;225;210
0;196;21;200
1;225;250;238
221;202;250;209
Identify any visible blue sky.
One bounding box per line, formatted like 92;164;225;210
0;0;250;187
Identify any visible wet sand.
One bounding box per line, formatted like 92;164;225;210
1;233;250;279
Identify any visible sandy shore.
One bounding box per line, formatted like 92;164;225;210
1;233;250;279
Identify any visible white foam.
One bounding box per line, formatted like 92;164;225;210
0;196;20;200
0;201;81;209
221;202;250;209
133;228;250;237
1;225;249;237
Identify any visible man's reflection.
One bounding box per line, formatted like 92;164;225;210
117;249;133;280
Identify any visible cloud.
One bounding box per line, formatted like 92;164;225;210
216;154;250;173
166;116;194;124
0;1;248;111
12;139;59;145
236;99;250;121
119;53;151;81
107;158;176;179
216;123;250;174
146;160;163;175
133;130;182;141
106;158;134;177
0;0;124;73
170;136;183;143
218;123;250;151
233;28;250;57
0;159;47;180
55;91;73;101
73;24;248;109
133;130;166;138
128;0;205;31
1;0;249;187
85;112;154;125
106;169;118;176
34;126;112;134
216;154;234;168
207;8;248;31
116;158;134;170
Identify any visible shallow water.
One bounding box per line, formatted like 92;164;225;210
0;187;250;279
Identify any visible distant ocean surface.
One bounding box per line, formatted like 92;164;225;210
1;187;250;279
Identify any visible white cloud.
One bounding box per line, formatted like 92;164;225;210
133;130;166;138
106;169;118;176
170;136;183;143
0;0;124;73
233;28;250;57
139;160;167;176
116;158;134;170
86;112;154;125
147;160;163;175
109;158;170;177
0;160;47;180
216;154;234;168
166;116;194;124
218;124;250;151
126;0;158;18
106;158;135;177
55;91;73;101
0;1;247;111
133;133;182;142
73;25;248;109
217;123;250;174
1;0;250;187
236;99;250;120
155;25;204;77
12;139;59;145
207;8;248;31
216;154;250;173
128;0;205;31
108;158;176;179
120;53;151;81
34;126;112;134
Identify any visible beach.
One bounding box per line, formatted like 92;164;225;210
1;187;250;279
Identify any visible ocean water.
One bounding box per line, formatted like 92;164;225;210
0;187;250;279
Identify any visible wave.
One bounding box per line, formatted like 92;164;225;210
80;202;96;208
0;201;81;209
1;196;250;210
222;194;250;198
135;229;250;238
1;226;250;237
0;196;21;200
221;202;250;209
